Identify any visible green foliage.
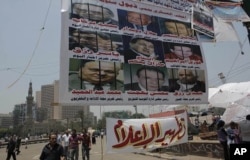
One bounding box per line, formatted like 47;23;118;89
0;128;12;138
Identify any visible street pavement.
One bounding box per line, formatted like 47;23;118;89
0;136;222;160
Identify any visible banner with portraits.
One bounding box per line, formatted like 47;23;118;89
106;110;188;153
59;0;208;105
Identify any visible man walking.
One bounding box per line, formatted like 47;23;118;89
6;135;17;160
39;132;65;160
80;129;91;160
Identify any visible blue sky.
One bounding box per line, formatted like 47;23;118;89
1;0;250;117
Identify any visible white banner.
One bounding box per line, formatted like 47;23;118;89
106;111;188;153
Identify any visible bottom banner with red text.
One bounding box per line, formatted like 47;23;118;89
106;111;188;153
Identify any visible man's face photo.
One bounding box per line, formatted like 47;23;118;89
97;36;117;51
73;3;113;21
130;39;154;56
71;30;116;51
79;61;120;85
164;21;190;36
127;11;151;26
178;69;196;84
137;69;165;91
172;46;193;59
77;32;97;50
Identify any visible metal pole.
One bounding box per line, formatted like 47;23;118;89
134;105;138;118
100;105;103;160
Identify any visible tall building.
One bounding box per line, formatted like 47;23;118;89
13;103;26;125
0;113;13;128
39;80;95;127
36;91;41;108
41;83;54;119
26;82;35;121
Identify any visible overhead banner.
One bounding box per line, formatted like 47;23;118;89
192;8;214;38
205;1;250;22
106;110;188;153
59;0;208;105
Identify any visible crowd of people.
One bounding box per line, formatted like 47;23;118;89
191;113;250;160
5;135;28;160
216;115;250;160
39;128;95;160
4;129;98;160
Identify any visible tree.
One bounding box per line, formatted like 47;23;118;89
131;113;147;119
36;107;47;122
76;110;85;130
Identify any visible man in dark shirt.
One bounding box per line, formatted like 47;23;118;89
15;136;21;155
81;129;91;160
6;135;17;160
39;132;65;160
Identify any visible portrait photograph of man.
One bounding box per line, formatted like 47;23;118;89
70;2;118;24
122;36;164;63
164;43;203;63
68;59;124;91
124;64;169;91
69;28;123;53
117;9;160;35
159;18;193;37
168;68;206;92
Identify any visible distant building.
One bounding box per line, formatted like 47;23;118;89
26;81;36;121
0;113;13;128
38;80;96;127
36;91;41;108
13;103;26;125
41;83;54;119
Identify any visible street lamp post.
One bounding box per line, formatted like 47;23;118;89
133;105;138;118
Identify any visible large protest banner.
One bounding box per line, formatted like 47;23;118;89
106;110;188;153
59;0;208;105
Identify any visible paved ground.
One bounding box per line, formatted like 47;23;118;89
0;136;223;160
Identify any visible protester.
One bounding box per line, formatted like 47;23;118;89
80;129;91;160
69;129;80;160
62;130;71;160
24;137;28;149
39;132;65;160
216;120;229;160
6;135;17;160
239;114;250;144
226;121;240;146
194;115;200;129
15;136;21;155
91;134;96;145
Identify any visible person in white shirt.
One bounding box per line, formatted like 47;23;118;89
239;114;250;144
62;130;71;160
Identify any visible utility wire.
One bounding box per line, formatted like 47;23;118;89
7;0;53;89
